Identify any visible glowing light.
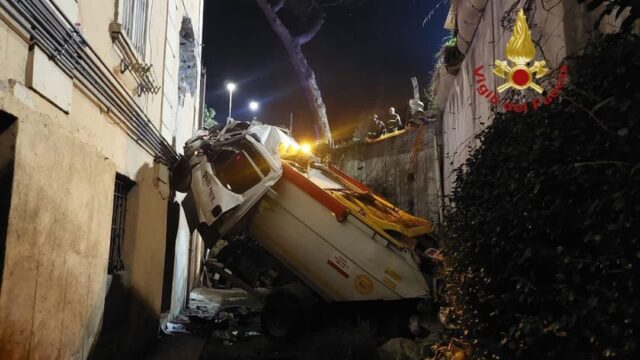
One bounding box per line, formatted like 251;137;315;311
249;101;259;112
226;82;237;124
300;143;313;154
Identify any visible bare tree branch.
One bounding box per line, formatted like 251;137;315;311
295;12;325;45
319;0;366;7
255;0;333;144
272;0;285;12
319;0;346;7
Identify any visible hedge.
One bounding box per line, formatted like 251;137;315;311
442;33;640;360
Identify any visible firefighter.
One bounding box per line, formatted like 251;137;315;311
366;114;386;139
386;107;403;132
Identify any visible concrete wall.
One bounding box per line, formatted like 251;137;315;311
0;0;204;358
335;126;443;224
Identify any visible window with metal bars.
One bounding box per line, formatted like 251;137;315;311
119;0;149;58
108;174;134;274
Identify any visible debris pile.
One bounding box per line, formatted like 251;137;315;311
161;288;263;346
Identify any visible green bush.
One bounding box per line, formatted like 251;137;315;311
442;33;640;360
578;0;640;31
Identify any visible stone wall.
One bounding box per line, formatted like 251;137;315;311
335;126;443;224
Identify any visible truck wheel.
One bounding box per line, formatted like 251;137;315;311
261;290;305;341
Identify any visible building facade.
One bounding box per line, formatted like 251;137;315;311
0;0;204;358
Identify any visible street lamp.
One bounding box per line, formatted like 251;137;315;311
249;101;259;112
249;101;260;122
226;82;236;125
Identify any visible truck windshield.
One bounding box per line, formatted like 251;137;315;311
240;142;271;177
213;148;262;194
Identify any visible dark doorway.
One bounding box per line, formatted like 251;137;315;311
161;197;180;312
0;110;17;295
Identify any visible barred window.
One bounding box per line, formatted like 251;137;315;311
108;174;134;274
120;0;149;58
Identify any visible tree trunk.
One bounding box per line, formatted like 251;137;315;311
256;0;333;145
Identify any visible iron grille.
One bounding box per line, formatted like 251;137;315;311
108;174;134;274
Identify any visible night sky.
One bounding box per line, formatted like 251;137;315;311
202;0;449;142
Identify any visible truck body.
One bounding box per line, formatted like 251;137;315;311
177;122;438;305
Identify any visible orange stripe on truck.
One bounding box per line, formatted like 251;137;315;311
282;163;349;222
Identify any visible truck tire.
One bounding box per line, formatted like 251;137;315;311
261;282;318;342
261;290;304;341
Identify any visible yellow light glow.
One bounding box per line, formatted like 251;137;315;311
300;143;312;154
289;143;300;152
277;143;287;154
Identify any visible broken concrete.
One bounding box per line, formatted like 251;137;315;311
178;16;199;99
186;287;264;319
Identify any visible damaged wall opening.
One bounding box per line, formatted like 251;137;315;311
178;16;198;100
0;110;17;294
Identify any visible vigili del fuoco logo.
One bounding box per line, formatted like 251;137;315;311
474;9;568;113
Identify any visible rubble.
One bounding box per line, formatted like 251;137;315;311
161;287;263;344
379;338;419;360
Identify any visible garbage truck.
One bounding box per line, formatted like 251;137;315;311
172;121;442;339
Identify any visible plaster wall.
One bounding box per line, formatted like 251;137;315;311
0;77;170;360
164;0;205;319
0;0;204;357
77;0;167;129
161;0;204;150
0;92;116;360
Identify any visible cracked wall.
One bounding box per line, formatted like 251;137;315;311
178;16;198;99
